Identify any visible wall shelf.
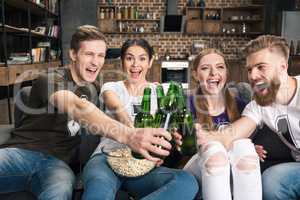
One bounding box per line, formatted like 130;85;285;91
0;61;61;86
6;0;58;17
1;0;61;123
186;5;265;35
104;32;160;34
0;24;59;38
115;19;159;22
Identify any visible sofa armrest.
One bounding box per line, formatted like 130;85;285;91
0;125;13;145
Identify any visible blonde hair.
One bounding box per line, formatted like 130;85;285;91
243;35;289;61
192;48;240;130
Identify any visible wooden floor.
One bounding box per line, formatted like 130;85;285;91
0;98;14;125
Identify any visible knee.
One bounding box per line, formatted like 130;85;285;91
54;181;74;196
38;175;74;200
235;154;259;173
201;143;229;175
45;165;75;187
262;167;279;187
82;156;104;180
51;168;75;194
231;139;260;173
262;167;288;200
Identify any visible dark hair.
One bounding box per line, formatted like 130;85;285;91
70;25;106;52
120;39;154;61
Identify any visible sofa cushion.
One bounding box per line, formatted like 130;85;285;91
252;125;294;172
0;125;13;145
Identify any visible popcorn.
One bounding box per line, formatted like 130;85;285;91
107;147;156;177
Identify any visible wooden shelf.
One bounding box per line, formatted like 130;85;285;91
222;19;263;23
104;32;160;34
186;4;264;35
98;5;115;8
185;32;261;37
115;19;159;22
0;24;58;39
98;3;138;7
223;5;264;10
186;7;220;10
291;55;300;59
6;0;58;17
0;61;61;86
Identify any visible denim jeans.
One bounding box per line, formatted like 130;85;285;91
82;154;198;200
0;148;75;200
263;162;300;200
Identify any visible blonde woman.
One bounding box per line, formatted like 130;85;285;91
184;48;262;200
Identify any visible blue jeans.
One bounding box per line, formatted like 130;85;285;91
82;154;198;200
263;162;300;200
0;148;75;200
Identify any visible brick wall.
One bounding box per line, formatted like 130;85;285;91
99;0;257;60
106;33;250;60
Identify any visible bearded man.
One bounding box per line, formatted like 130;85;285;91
196;35;300;200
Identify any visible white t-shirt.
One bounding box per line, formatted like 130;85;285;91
93;81;158;155
242;75;300;161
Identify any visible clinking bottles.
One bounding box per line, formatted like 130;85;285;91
160;81;197;156
132;83;197;159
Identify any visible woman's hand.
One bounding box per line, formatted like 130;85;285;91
195;123;233;150
171;130;182;151
255;145;267;162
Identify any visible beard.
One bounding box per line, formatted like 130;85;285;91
252;77;280;106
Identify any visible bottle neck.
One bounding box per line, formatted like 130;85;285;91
158;96;166;110
141;98;151;113
156;85;166;110
166;82;177;111
141;88;151;113
177;87;186;111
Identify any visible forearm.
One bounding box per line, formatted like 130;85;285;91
73;100;134;144
208;116;257;146
114;111;134;128
50;90;133;144
102;90;134;128
51;90;173;162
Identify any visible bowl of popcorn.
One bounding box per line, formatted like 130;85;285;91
106;147;156;177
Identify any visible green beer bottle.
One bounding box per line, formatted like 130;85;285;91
151;84;170;159
133;87;153;159
165;82;179;131
176;83;198;156
153;85;167;128
134;87;153;128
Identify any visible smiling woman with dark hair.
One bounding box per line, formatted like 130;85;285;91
81;38;198;200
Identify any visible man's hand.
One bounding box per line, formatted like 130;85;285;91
255;145;267;162
126;128;172;163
